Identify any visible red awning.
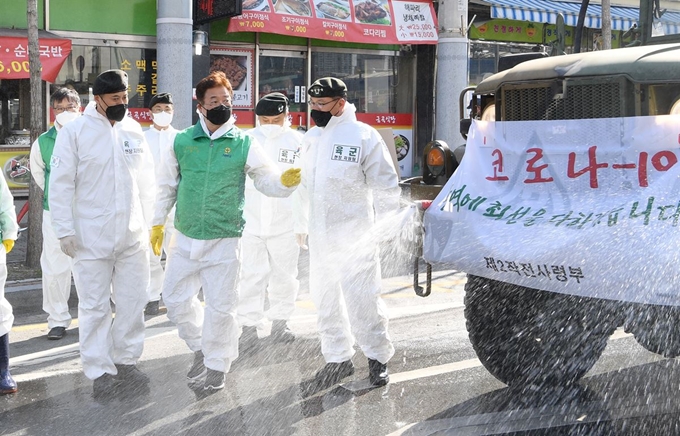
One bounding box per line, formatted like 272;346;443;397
0;28;72;82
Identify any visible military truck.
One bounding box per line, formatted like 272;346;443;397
410;0;680;388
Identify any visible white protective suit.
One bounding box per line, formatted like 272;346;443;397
143;125;178;303
154;115;296;374
296;103;400;364
238;122;303;329
0;175;18;337
30;127;74;330
49;102;155;380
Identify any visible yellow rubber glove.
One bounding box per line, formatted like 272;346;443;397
280;168;301;188
150;225;164;256
2;239;14;253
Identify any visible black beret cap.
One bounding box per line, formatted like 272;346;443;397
256;92;289;116
93;69;128;95
308;77;347;98
149;92;174;109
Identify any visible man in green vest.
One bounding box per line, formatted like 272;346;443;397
151;71;301;393
29;87;81;341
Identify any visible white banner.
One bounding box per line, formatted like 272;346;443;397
423;116;680;305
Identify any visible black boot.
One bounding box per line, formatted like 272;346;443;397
270;320;295;343
302;360;355;396
187;350;206;382
239;326;261;355
368;358;389;386
1;333;18;395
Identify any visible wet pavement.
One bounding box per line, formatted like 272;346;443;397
5;225;680;434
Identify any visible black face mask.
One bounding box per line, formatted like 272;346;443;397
205;104;232;125
101;100;127;122
310;110;333;127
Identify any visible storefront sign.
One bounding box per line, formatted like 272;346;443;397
0;36;71;82
469;19;545;44
227;0;437;45
210;48;255;108
0;149;31;190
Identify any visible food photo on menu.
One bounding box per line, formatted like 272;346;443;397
243;0;271;12
210;55;249;92
273;0;312;16
353;0;391;25
314;0;352;21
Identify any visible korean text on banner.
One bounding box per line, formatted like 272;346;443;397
228;0;437;45
0;36;72;82
423;116;680;306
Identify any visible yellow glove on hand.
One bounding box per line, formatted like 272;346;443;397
280;168;301;188
150;225;165;256
2;239;14;253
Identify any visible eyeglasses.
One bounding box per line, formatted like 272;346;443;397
309;98;340;109
151;107;174;114
53;105;78;113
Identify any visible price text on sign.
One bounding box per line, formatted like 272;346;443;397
0;36;72;81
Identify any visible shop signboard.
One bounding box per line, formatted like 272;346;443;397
0;148;31;191
210;48;255;108
0;35;71;82
227;0;437;45
357;113;413;177
469;18;580;46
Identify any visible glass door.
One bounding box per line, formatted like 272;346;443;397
258;49;307;130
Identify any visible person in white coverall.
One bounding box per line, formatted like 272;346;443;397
150;71;301;393
143;92;178;316
237;92;303;351
29;87;81;341
49;70;155;398
296;77;401;392
0;174;19;395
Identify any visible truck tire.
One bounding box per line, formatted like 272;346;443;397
625;305;680;358
464;275;618;388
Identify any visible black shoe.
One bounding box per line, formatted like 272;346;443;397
368;359;389;386
145;301;160;316
93;373;122;398
316;361;355;387
187;350;206;381
204;369;225;392
239;326;261;354
115;364;150;385
301;361;355;397
47;327;66;340
270;320;295;343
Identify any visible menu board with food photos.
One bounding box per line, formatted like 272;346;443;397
227;0;437;45
209;48;254;108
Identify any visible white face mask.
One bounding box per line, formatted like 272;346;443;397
55;110;81;127
258;124;285;138
152;111;173;127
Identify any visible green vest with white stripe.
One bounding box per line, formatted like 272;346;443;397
38;127;58;211
173;123;251;240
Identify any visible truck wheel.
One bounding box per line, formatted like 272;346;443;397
625;305;680;358
464;275;619;388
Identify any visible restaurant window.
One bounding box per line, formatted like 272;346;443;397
258;51;306;123
52;45;157;124
311;51;412;115
0;79;39;145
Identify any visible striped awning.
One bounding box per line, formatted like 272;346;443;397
488;0;641;31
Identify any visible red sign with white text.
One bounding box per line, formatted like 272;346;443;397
0;36;72;82
228;0;437;45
